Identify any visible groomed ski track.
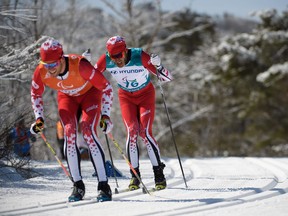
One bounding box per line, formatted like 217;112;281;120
1;157;288;216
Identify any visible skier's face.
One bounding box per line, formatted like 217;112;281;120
43;58;64;77
110;50;126;68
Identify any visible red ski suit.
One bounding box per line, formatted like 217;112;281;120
31;54;113;182
96;48;171;169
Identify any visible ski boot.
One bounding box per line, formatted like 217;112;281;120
68;180;85;202
153;162;167;190
128;167;141;191
97;181;112;202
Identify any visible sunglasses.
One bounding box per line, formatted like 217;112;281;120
110;51;125;60
41;59;61;69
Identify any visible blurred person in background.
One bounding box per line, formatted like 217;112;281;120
9;117;36;157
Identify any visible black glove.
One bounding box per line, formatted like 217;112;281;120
30;117;44;134
99;115;113;134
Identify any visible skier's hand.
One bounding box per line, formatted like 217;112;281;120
158;67;173;83
100;115;113;134
150;54;161;67
82;49;91;62
30;117;44;134
151;54;172;83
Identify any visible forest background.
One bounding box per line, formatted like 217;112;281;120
0;0;288;166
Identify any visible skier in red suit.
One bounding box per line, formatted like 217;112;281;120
30;38;113;202
94;35;173;190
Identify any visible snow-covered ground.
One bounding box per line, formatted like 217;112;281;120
1;157;288;216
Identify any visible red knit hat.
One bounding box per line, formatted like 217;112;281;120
40;38;63;63
106;36;126;55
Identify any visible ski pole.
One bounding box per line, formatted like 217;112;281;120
153;58;188;189
107;132;151;195
38;131;72;182
104;133;119;194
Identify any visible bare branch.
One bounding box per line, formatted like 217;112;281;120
0;35;50;81
145;23;212;49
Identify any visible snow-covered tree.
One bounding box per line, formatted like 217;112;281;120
200;8;288;156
